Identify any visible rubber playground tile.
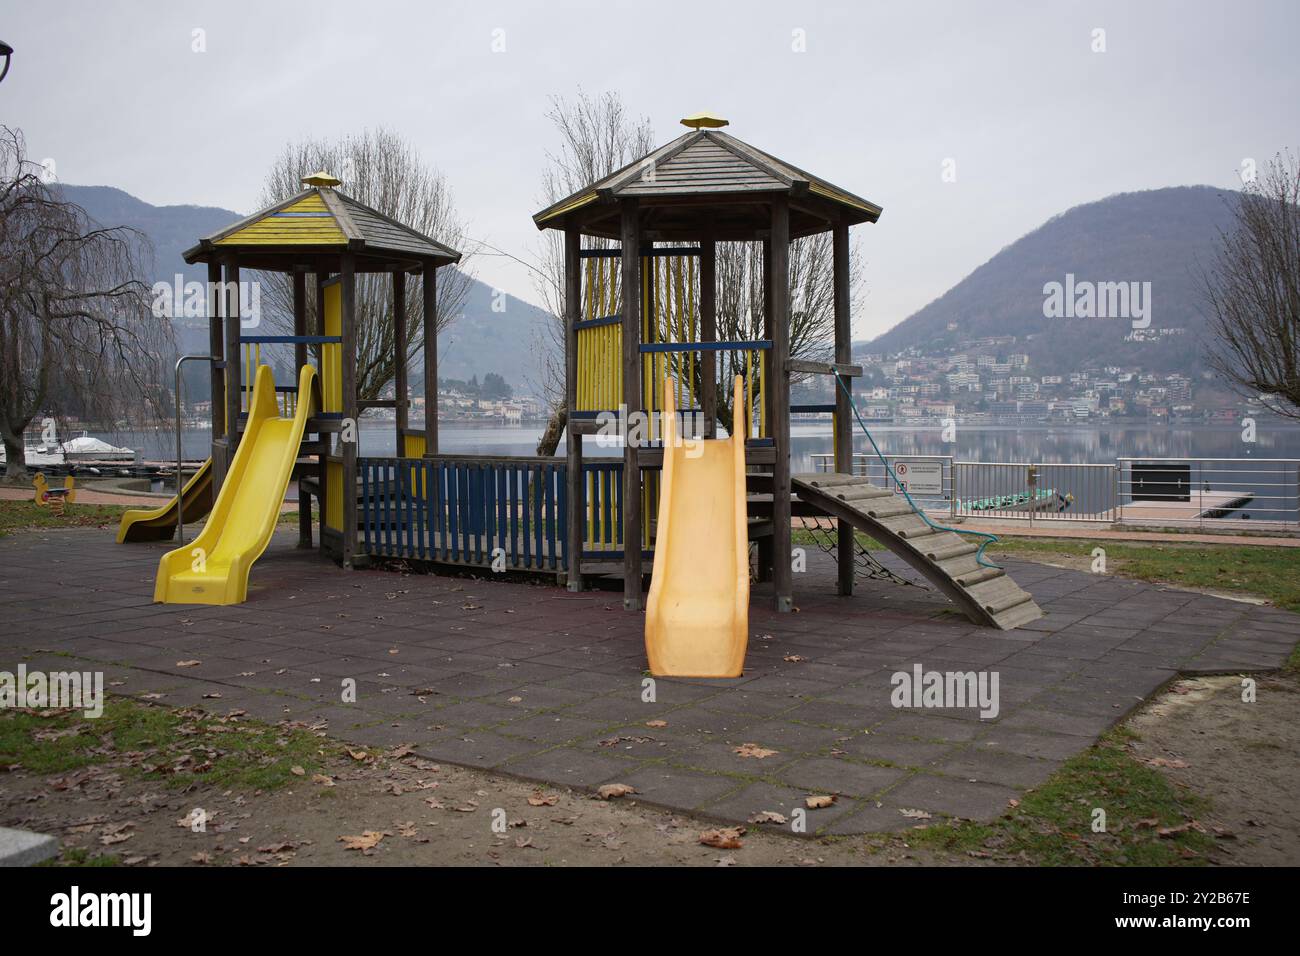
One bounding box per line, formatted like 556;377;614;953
776;756;908;799
497;712;612;747
411;730;543;770
881;773;1020;822
612;765;746;810
828;732;957;769
696;689;804;718
700;781;858;830
968;727;1091;761
425;698;520;731
780;698;897;731
934;747;1062;790
4;529;1299;833
501;746;645;789
813;800;925;835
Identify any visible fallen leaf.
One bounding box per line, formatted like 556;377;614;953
175;660;201;668
290;766;305;776
700;827;745;849
805;795;837;809
734;742;779;759
595;783;637;800
899;808;932;820
528;791;560;807
338;831;388;853
645;720;668;728
748;810;787;825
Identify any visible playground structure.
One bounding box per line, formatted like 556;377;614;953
117;170;462;596
117;116;1041;642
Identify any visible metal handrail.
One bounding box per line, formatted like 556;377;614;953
174;354;216;546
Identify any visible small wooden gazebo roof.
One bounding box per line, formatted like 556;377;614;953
533;124;882;241
183;176;462;273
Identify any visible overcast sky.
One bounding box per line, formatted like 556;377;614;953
4;0;1297;339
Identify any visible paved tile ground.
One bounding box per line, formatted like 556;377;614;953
1;528;1296;835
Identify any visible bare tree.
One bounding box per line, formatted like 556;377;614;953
256;128;474;403
0;126;168;478
531;91;655;454
1203;151;1300;418
711;231;863;431
531;93;864;447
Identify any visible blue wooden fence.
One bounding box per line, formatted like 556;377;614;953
359;456;567;572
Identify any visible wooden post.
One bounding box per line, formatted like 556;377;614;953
422;263;438;455
340;253;358;569
207;260;226;492
770;197;793;613
700;232;717;439
756;237;773;583
393;270;408;442
563;224;583;591
292;269;308;376
313;268;327;556
620;199;642;611
223;258;241;452
292;267;310;549
833;220;853;596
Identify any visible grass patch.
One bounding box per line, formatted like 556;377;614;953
0;499;129;537
988;537;1300;612
908;728;1217;865
0;697;331;791
792;527;884;551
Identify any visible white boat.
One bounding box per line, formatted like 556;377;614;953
0;431;135;467
60;434;136;461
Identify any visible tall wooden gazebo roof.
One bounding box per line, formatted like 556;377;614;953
533;123;882;241
183;175;462;273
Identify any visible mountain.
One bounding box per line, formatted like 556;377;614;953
864;186;1239;373
55;184;550;394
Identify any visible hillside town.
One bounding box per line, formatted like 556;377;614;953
841;334;1279;425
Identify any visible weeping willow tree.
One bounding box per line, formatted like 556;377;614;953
0;125;168;478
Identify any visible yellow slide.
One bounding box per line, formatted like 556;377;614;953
644;376;750;677
117;458;214;543
154;363;317;606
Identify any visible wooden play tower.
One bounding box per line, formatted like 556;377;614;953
180;172;462;569
534;114;882;613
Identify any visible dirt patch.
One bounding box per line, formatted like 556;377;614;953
1127;673;1300;865
0;725;945;867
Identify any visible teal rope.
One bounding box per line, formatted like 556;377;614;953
831;372;1001;570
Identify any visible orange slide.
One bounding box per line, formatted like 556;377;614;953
644;376;750;677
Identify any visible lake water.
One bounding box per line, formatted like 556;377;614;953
107;419;1300;470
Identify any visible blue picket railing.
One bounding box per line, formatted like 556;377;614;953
359;455;567;572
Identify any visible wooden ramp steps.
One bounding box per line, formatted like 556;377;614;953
791;473;1043;630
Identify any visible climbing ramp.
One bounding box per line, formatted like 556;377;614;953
791;473;1043;630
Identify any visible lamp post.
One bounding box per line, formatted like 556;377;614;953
0;42;12;85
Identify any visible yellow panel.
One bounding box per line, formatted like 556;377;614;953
215;193;345;246
322;283;342;413
402;433;427;459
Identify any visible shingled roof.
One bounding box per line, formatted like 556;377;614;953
533;128;882;241
183;184;461;272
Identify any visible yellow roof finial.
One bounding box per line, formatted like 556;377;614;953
302;171;342;188
680;112;729;130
